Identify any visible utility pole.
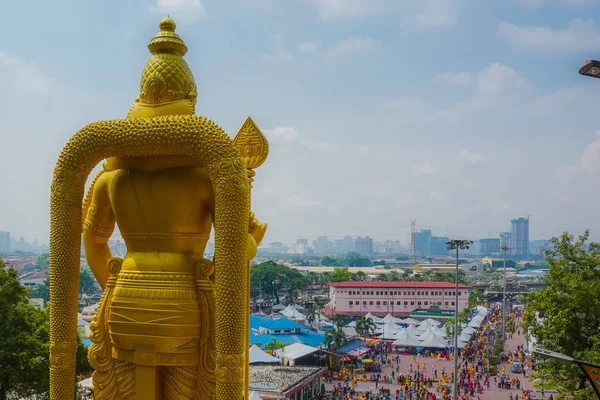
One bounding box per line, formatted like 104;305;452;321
446;239;474;400
500;244;511;342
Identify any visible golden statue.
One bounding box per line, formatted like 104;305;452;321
49;16;268;399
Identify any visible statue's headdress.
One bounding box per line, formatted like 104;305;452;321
128;16;197;118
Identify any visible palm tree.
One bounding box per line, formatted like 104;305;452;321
265;337;284;353
306;305;320;329
353;271;367;281
324;328;348;351
444;317;462;345
332;313;349;330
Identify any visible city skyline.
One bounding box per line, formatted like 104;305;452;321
4;1;600;244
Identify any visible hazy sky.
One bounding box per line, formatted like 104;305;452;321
3;0;600;245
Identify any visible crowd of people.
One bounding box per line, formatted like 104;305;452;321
317;305;540;400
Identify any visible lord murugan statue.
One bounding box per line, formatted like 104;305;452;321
49;16;268;399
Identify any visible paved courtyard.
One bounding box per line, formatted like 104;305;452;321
324;324;546;399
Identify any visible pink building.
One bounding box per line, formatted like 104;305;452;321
328;281;470;317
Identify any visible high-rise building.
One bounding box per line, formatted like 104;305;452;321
312;236;334;254
499;232;511;249
412;229;432;256
430;236;450;256
511;218;529;255
354;236;373;258
334;236;354;255
295;238;309;254
0;231;10;251
478;238;500;255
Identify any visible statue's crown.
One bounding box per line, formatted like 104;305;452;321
128;16;197;118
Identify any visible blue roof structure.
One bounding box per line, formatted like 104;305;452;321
336;339;365;354
81;338;92;348
249;330;325;349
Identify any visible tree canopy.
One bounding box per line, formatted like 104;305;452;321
523;231;600;400
0;258;92;399
250;261;309;305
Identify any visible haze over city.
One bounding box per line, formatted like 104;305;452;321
3;0;600;245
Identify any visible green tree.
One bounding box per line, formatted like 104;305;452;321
0;259;91;399
79;268;101;299
33;253;50;270
332;313;349;330
355;316;377;338
352;271;367;281
30;278;50;304
322;256;341;266
250;261;309;305
395;254;410;261
345;252;371;267
372;260;386;266
324;327;347;351
468;289;483;308
523;231;600;399
265;337;284;352
329;267;353;283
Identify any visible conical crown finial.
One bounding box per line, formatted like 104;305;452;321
148;15;188;56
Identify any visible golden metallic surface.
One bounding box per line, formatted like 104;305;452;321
234;117;269;399
50;16;268;400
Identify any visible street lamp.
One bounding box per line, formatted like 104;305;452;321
446;239;474;400
500;244;511;342
579;59;600;79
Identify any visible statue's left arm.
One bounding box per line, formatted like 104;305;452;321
82;171;116;290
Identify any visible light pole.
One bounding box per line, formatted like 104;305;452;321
500;244;511;342
446;239;474;400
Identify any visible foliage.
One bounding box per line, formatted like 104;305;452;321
523;231;600;400
345;252;371;267
322;256;342;267
468;289;484;308
79;268;101;299
324;327;347;351
250;261;309;304
30;278;50;304
352;271;368;281
492;259;516;269
34;253;50;270
395;254;410;261
329;268;353;283
265;337;285;351
372;260;386;266
0;258;91;399
355;316;377;338
332;314;349;330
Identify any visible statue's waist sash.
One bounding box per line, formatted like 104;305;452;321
108;271;202;366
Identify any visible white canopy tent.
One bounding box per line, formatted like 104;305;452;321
431;326;447;338
377;322;404;339
459;331;473;343
419;318;441;328
468;317;483;328
419;328;446;342
400;317;419;326
382;313;404;324
461;326;476;336
364;312;383;323
77;376;93;389
392;330;423;347
249;391;263;400
275;343;319;366
249;345;281;364
280;305;306;322
419;335;448;349
405;325;421;337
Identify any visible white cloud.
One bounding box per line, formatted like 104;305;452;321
297;41;323;52
325;37;378;63
307;0;457;28
263;34;294;63
384;97;425;112
265;127;300;143
434;71;472;85
264;127;337;152
413;160;438;175
403;0;458;28
460;150;485;165
557;130;600;181
499;19;600;54
150;0;206;20
0;51;52;96
428;63;532;121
